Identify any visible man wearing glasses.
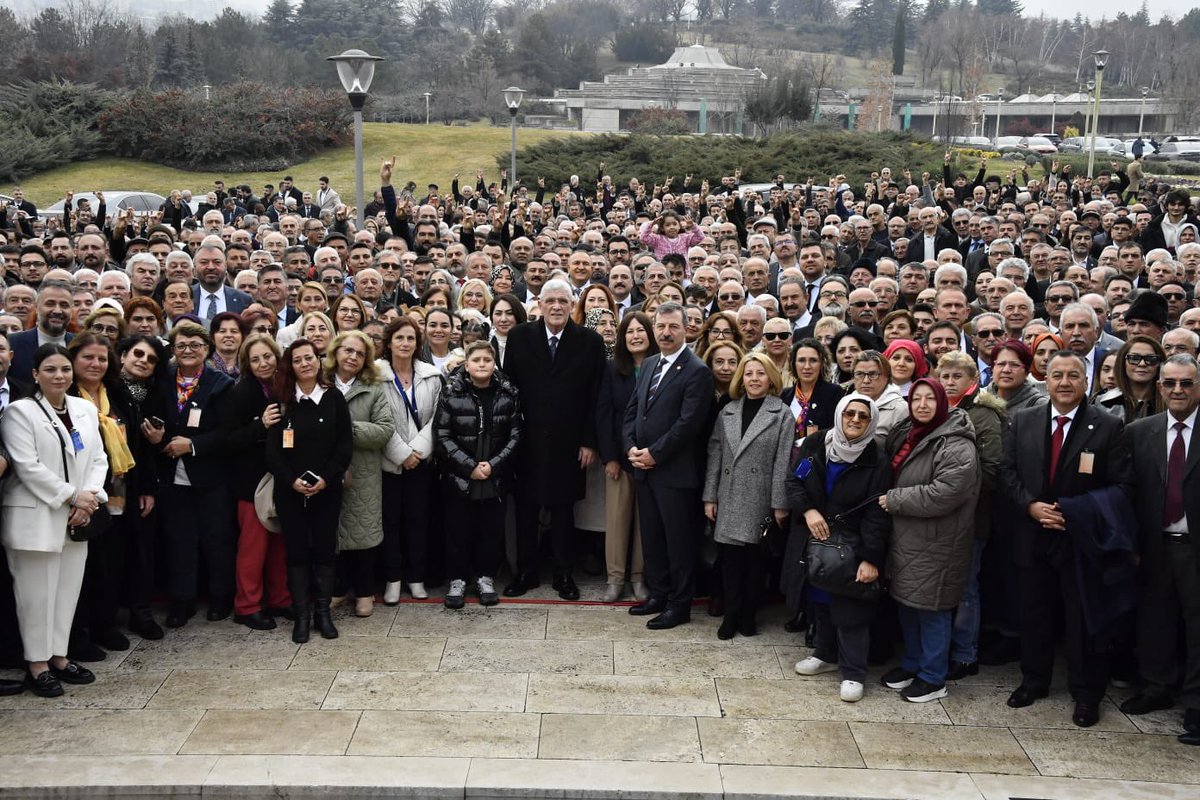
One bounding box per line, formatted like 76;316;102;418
1042;281;1079;333
970;313;1006;387
846;287;885;347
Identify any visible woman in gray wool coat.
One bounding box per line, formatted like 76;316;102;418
703;352;795;641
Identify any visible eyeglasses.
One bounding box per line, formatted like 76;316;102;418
1161;293;1187;302
709;328;734;339
252;325;274;335
976;329;1004;339
1161;379;1197;389
718;293;744;301
321;277;344;285
850;300;879;308
174;342;205;352
852;371;881;381
1045;295;1073;304
1125;353;1162;366
842;410;871;421
762;332;790;341
341;349;366;360
90;324;120;336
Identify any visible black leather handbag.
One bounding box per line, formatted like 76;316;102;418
804;494;882;600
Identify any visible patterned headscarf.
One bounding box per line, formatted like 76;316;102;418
584;307;616;359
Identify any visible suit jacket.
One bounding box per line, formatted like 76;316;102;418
155;366;234;491
622;347;714;489
317;188;342;213
503;318;607;504
905;227;958;264
1;395;108;552
1127;412;1200;571
1000;401;1134;567
8;330;74;386
191;285;254;316
297;204;321;219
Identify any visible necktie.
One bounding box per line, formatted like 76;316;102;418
1164;421;1187;526
980;366;992;387
647;357;667;402
206;294;218;320
548;335;559;362
1049;415;1069;484
807;284;820;313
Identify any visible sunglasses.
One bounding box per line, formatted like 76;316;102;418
1125;353;1162;366
842;410;871;421
718;293;744;301
1161;293;1187;302
762;332;790;341
1045;295;1073;304
976;329;1004;339
1161;379;1197;389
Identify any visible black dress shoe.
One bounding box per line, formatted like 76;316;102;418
206;599;233;622
50;660;95;685
95;628;130;652
647;608;690;630
1119;693;1173;716
738;617;757;637
946;660;979;681
503;573;540;598
234;611;277;631
1184;707;1200;735
717;617;737;640
783;612;807;633
0;678;24;696
25;670;63;698
165;603;195;629
1007;684;1050;708
128;611;164;641
1072;701;1100;728
628;597;667;616
266;607;297;621
552;573;580;601
1179;731;1200;746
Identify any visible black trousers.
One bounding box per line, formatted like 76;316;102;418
340;548;377;598
515;500;574;575
0;555;22;666
719;541;765;621
381;466;435;584
75;510;132;636
276;485;342;568
445;487;505;581
1137;537;1200;708
161;484;236;604
1019;551;1110;704
635;480;699;611
812;601;872;683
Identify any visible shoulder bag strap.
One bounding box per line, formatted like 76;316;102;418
29;397;71;484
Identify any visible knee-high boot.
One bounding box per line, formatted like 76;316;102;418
313;565;339;640
288;566;311;644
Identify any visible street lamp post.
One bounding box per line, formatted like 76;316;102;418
1050;92;1057;136
1138;86;1149;138
503;86;525;190
994;88;1004;142
328;49;384;228
931;94;939;139
1087;49;1109;178
423;92;432;125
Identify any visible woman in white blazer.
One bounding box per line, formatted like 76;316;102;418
2;344;109;697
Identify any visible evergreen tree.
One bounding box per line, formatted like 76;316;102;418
155;30;180;88
263;0;294;44
892;1;907;76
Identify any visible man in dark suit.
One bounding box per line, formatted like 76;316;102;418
623;302;714;629
1125;354;1200;746
502;279;607;600
1000;350;1135;728
905;207;958;264
8;280;75;382
191;245;253;319
0;328;32;690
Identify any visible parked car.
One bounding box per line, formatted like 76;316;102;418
1146;137;1200;163
43;191;168;219
1035;132;1062;146
1058;136;1123;155
946;136;994;149
1020;136;1058;155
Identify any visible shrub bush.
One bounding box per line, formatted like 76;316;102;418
98;83;351;171
0;81;110;182
504;128;945;189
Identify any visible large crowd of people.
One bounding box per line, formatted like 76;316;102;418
0;153;1197;748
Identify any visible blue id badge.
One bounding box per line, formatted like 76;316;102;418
794;457;813;480
70;430;85;453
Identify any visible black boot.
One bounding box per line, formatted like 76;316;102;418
288;566;311;644
313;566;339;640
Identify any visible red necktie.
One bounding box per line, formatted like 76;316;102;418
1049;415;1069;484
1164;421;1187;526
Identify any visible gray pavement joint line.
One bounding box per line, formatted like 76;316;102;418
1007;722;1045;778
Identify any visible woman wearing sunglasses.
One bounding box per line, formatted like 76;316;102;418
760;318;795;386
1094;335;1166;423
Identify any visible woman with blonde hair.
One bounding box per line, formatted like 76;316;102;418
456;279;493;314
703;351;794;639
323;330;394;617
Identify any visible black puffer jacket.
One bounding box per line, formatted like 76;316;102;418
434;370;522;498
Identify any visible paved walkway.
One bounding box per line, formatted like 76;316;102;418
1;581;1198;798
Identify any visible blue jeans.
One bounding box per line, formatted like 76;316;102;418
898;604;952;685
950;539;986;663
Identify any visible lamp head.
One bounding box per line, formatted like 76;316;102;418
327;49;383;96
1093;49;1110;71
503;86;526;111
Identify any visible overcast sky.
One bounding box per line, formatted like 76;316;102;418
1019;0;1190;21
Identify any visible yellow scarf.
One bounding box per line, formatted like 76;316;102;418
79;385;136;477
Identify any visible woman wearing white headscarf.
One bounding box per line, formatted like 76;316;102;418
785;392;893;703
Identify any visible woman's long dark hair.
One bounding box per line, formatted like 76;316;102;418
67;331;121;387
612;311;657;378
115;334;169;384
275;339;329;404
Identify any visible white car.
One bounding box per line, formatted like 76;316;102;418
1021;136;1058;155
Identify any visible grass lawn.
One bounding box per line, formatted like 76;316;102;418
15;122;585;207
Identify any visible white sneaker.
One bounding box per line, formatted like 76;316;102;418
383;581;402;605
794;656;840;676
444;579;466;609
840;680;864;703
477;576;499;606
408;582;428;600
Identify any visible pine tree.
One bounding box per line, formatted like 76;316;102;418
263;0;294;44
892;0;907;76
155;30;180;88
